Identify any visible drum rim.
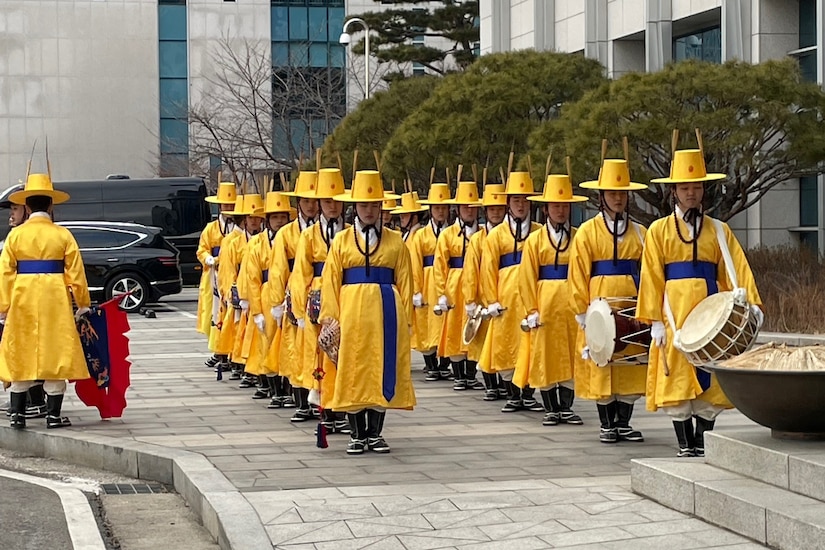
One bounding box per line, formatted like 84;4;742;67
679;291;738;352
585;297;616;367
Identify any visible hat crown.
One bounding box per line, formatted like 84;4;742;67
351;170;385;201
453;181;481;204
26;173;53;192
597;159;633;189
216;182;237;202
481;183;506;207
315;168;346;199
670;149;708;180
382;198;398;211
294;171;318;196
262;191;292;213
245;194;264;215
396;191;426;211
232;195;245;212
543;174;573;200
505;171;534;194
426;183;451;203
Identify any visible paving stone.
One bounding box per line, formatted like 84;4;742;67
345;514;434;537
538;525;637;547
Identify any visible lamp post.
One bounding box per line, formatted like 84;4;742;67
339;17;370;100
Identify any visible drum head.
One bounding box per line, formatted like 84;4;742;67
585;298;615;367
679;292;735;353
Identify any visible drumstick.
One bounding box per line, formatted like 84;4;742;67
622;136;630;162
661;347;670;377
545;153;552;177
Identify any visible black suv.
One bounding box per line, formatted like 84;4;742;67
59;222;183;312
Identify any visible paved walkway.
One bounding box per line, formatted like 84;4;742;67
51;290;766;549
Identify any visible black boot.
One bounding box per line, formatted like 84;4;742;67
452;361;466;391
366;409;390;453
597;403;618;443
25;384;47;419
205;353;220;368
557;386;583;425
45;394;72;429
540;389;560;426
316;409;334;433
482;372;499;400
229;362;243;380
424;354;439;381
239;370;258;388
673;419;696;457
521;387;545;411
333;411;351;434
694;417;715;457
252;375;270;399
496;375;509;399
346;411;368;455
266;376;282;409
290;388;313;422
615;401;644;442
501;381;522;413
438;357;453;380
465;361;485;390
9;391;26;430
281;378;296;408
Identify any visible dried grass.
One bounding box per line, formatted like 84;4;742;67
746;245;825;334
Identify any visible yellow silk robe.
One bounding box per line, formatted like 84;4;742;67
462;226;490;364
320;227;415;412
196;218;229;335
239;230;279;376
409;222;442;351
433;222;476;357
402;225;424;351
0;216;91;382
568;216;647;401
480;219;541;373
514;226;579;389
216;229;250;361
636;215;761;411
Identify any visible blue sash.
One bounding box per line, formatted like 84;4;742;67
211;246;220;257
499;251;522;270
17;260;64;274
448;257;464;269
312;261;324;278
538;264;568;280
262;269;269;283
342;266;397;402
591;259;640;289
422;255;434;268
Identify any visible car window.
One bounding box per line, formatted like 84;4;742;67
67;228;140;249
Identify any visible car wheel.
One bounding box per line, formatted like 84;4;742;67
106;273;149;313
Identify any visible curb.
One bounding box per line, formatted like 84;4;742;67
0;426;270;550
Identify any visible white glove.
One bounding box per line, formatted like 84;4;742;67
673;329;683;351
527;311;540;329
575;313;586;330
75;307;91;322
412;293;423;308
732;287;747;306
437;295;448;308
253;313;265;333
750;305;764;328
465;302;477;316
651;320;666;348
581;346;591;361
0;312;6;324
487;302;503;317
239;300;249;312
296;318;306;329
271;304;284;324
205;255;216;267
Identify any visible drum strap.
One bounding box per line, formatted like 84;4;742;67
712;219;739;288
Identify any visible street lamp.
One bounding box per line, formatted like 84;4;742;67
339;17;370;99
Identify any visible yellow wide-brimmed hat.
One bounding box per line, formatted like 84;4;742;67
529;175;589;203
335;170;400;203
503;172;539;195
254;191;297;219
205;182;238;204
382;198;398;212
226;194;264;216
481;183;507;207
447;181;482;206
651;149;726;184
419;183;452;205
10;173;70;205
314;168;348;199
580;159;648;191
282;171;318;198
390;191;429;215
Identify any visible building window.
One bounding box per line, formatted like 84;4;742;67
673;27;721;63
159;1;189;176
799;0;817;49
800;176;818;227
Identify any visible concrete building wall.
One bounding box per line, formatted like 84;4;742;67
0;0;159;184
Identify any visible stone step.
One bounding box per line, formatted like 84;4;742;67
631;457;825;549
706;430;825;502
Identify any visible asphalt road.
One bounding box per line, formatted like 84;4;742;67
0;476;73;550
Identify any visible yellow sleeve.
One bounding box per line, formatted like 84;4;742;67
268;231;290;306
217;237;236;300
636;223;666;324
568;224;593;315
237;244;250;300
480;231;499;306
291;231;313;322
245;240;265;316
433;231;449;300
410;232;424;295
462;234;480;305
65;231;91;308
0;236;18;313
395;238;414;324
196;223;214;266
518;235;540;316
319;238;342;323
721;222;762;306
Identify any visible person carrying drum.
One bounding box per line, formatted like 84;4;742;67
480;171;544;413
636;131;763;458
516;165;587;426
569;146;648;444
268;171;319;410
290;169;350;429
413;183;452;381
462;183;507;400
320;171;414;455
433;181;484;391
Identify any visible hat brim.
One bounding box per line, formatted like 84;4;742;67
579;181;648;191
281;190;320;198
419;199;451;205
9;189;70;205
445;199;482;206
205;196;237;205
390;206;429;215
336;192;401;203
503;190;540;196
254;207;296;216
528;195;589;203
650;173;727;184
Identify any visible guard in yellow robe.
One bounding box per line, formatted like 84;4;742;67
382;198;398;229
216;194;263;380
0;173;91;430
415;183;452;381
198;182;236;371
570;157;648;444
516;172;587;426
462;183;507;400
433;181;484;391
321;171;412;455
290;169;349;428
637;143;763;457
267;171;319;410
390;192;429;360
480;172;543;413
237;192;294;401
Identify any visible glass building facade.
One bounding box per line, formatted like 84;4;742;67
673;26;722;64
158;0;189;176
